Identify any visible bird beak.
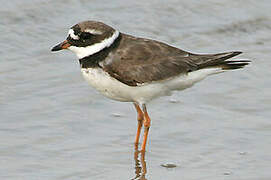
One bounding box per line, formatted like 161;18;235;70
51;40;71;51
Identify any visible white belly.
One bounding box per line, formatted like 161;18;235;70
81;68;222;104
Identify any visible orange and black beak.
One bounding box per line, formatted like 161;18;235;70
51;40;71;51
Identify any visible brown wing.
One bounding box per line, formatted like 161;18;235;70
101;34;243;86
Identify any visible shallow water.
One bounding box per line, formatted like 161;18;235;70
1;0;271;179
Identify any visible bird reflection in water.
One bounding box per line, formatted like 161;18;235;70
132;145;147;180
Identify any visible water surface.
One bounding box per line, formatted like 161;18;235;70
1;0;271;179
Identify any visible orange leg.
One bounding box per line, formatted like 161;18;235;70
134;103;144;148
141;104;151;152
140;151;147;179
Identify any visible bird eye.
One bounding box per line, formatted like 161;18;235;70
80;32;92;40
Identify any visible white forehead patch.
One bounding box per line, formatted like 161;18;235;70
85;29;103;35
68;29;79;40
68;30;119;59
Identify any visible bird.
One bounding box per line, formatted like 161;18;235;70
51;21;250;152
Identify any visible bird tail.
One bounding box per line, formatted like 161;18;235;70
219;60;251;70
198;51;251;70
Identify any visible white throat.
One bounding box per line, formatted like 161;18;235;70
68;30;120;59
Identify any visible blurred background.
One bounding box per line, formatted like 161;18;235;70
1;0;270;179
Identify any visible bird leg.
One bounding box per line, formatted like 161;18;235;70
141;104;151;152
134;103;144;148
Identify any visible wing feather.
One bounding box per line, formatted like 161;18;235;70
100;34;242;86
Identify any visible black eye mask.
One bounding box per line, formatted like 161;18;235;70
67;31;93;47
80;32;92;40
66;24;115;47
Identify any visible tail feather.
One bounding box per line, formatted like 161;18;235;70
198;51;251;70
220;60;251;70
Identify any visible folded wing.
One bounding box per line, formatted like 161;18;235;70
101;34;249;86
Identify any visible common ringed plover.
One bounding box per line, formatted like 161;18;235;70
52;21;250;152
